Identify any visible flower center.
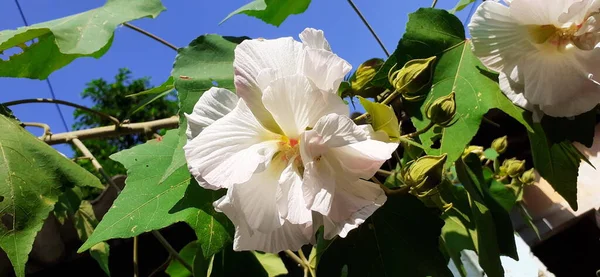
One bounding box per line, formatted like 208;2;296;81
528;24;580;51
275;136;301;164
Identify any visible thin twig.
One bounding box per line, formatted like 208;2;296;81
43;116;178;145
148;256;172;277
3;98;120;126
152;230;194;273
123;22;178;51
71;138;122;193
346;0;390;57
377;169;393;176
22;122;52;140
133;236;139;277
431;0;439;8
402;121;435;138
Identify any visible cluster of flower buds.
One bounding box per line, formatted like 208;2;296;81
400;154;451;211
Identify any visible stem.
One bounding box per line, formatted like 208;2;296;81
133;236;139;277
380;90;400;105
148;256;172;277
22;122;51;140
71;138;122;193
346;0;390;57
431;0;439;8
377;169;393;176
123;22;178;51
298;250;316;277
152;230;194;273
43;117;178;145
402;121;435;139
3;98;120;126
353;112;369;123
284;250;305;267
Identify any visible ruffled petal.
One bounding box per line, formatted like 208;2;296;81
234;37;304;133
300;114;370;161
184;100;281;190
469;1;536;74
277;161;312;224
262;74;349;138
328;139;397;180
214;194;313;253
303;49;352;93
321;179;386;239
185;87;238;141
299;28;331;51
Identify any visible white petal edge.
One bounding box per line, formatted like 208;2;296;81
185;87;238;141
299;28;332;51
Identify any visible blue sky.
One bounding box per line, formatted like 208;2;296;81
0;0;476;156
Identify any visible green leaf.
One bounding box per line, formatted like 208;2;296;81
0;114;102;277
252;252;288;277
90;242;111;276
172;35;246;131
73;201;111;276
221;0;311;27
488;179;517;212
0;0;165;79
540;109;596;148
357;96;401;140
528;123;581;210
210;247;271;277
372;8;530;168
166;241;197;277
317;195;452;277
127;76;175;98
483;148;499;160
79;130;233;259
454;153;518;277
128;88;175;117
449;0;477;13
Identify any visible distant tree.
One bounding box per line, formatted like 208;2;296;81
71;68;178;178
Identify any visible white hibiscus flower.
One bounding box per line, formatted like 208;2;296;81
183;28;399;253
468;0;600;117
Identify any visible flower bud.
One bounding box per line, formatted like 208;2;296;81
351;58;384;93
491;136;508;154
388;56;436;101
402;154;447;192
426;92;456;127
502;158;526;178
519;168;536;185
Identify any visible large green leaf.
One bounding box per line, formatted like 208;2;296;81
172;34;246;130
453;153;518;277
317;195;452;277
79;130;233;258
528;123;581;210
221;0;311;27
166;241;197;277
0;0;165;79
372;8;530;167
0;114;102;277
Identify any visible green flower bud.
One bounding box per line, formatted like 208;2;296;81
388;56;436;101
351;58;384;93
426;92;457;127
502;158;526;178
491;136;508;154
519;168;536;185
402;154;447;192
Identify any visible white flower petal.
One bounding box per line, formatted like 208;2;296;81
303;49;352;93
329;139;396;180
231;164;285;233
299;28;332;51
321;179;387;239
215;194;313;253
185;87;238;141
521;50;600;116
262;74;349;138
300;114;370;161
302;157;337;215
184;100;280;189
277;161;312;224
469;1;536;74
509;0;573;25
234;37;304;133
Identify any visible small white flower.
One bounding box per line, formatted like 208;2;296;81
184;28;398;252
469;0;600;117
